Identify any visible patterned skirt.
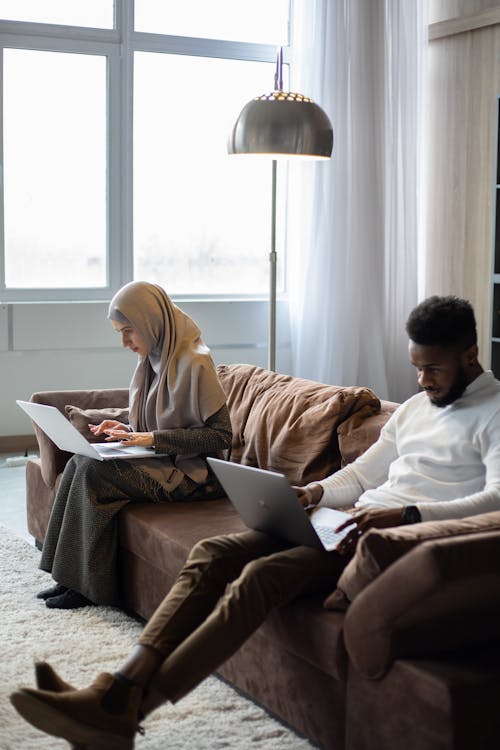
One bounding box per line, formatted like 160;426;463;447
39;454;223;606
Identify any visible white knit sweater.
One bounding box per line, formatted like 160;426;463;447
317;371;500;521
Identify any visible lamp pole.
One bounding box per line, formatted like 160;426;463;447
267;55;280;370
269;158;278;372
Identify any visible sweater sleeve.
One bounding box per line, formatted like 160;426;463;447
317;416;398;508
417;488;500;521
316;464;365;508
152;404;232;456
416;408;500;520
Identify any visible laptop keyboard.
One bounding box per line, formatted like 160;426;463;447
314;524;348;549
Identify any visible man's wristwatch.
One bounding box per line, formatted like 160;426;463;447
402;505;422;524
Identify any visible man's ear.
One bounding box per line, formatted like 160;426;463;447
462;343;478;367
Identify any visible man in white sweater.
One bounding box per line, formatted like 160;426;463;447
300;294;500;552
12;295;500;750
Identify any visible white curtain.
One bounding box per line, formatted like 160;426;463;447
287;0;427;402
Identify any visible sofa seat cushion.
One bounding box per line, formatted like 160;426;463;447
118;501;248;618
261;596;348;681
216;364;380;485
118;499;247;577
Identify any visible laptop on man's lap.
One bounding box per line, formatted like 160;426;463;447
207;458;356;552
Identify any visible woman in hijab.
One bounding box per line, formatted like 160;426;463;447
37;281;232;610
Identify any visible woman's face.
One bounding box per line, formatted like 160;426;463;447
111;319;149;358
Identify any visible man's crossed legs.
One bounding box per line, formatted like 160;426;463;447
11;530;347;748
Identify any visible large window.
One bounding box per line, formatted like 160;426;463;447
134;0;289;45
4;49;107;289
0;1;113;28
134;54;275;294
0;0;291;301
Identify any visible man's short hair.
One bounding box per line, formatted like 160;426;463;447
405;295;477;350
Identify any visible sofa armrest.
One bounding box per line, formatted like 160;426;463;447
30;388;129;488
343;531;500;679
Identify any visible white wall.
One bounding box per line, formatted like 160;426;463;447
1;300;291;437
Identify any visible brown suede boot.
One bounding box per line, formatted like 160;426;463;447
10;672;142;750
34;662;85;749
35;661;75;692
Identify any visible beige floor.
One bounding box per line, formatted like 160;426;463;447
0;452;37;544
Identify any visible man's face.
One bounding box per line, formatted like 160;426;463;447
408;341;472;407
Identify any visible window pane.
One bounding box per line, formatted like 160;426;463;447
134;53;285;296
4;49;107;288
0;0;113;28
135;0;289;45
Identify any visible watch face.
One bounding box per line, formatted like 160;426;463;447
404;506;420;524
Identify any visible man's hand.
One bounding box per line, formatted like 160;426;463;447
293;482;324;508
336;507;405;555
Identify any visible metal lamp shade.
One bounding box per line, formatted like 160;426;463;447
228;91;333;159
226;75;333;371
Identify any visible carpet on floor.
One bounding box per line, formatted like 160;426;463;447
0;524;315;750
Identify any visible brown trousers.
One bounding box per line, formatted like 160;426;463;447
138;530;347;703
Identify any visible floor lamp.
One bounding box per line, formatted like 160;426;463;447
227;48;333;371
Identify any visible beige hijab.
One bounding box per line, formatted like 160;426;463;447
108;281;226;484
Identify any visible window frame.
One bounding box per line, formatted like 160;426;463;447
0;1;291;303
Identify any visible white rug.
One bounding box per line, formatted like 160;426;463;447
0;525;315;750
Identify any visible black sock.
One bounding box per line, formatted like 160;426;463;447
113;671;137;688
100;672;137;715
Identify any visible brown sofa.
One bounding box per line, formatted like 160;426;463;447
25;364;500;750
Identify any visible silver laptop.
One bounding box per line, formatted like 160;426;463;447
17;400;162;462
207;457;356;552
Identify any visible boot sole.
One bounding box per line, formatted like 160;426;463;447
10;690;134;750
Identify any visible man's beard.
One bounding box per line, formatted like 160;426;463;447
427;367;469;408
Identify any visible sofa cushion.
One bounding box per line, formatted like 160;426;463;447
30;389;129;488
324;510;500;609
262;597;349;681
65;404;129;442
118;500;247;618
216;364;381;485
338;399;399;466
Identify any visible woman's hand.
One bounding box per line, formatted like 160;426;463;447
89;420;128;438
293;482;324;508
104;428;154;448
